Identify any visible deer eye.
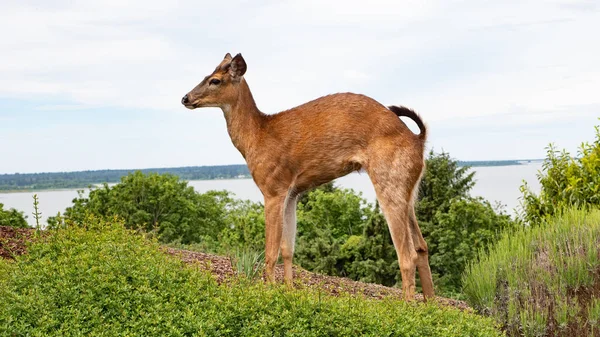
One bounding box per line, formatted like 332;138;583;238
209;78;221;85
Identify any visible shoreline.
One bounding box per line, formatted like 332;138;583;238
0;176;254;194
1;162;544;194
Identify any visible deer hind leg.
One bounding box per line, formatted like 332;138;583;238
280;191;298;285
409;199;435;299
263;195;286;283
367;148;425;301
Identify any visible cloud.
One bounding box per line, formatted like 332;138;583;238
0;0;598;172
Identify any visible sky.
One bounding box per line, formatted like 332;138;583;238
0;0;599;174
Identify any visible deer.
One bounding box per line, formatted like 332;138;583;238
181;53;434;300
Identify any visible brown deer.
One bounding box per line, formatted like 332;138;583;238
181;53;434;300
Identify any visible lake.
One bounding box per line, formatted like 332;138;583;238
0;162;543;227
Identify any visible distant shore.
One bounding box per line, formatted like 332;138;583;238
0;160;542;193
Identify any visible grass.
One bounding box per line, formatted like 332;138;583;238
463;208;600;337
228;247;265;280
0;217;503;336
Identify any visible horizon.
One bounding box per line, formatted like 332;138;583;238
1;1;599;174
0;158;546;176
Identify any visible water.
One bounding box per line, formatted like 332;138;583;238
0;163;542;227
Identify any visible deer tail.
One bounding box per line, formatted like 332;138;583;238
388;105;427;142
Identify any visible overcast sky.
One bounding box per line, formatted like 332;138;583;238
1;0;599;174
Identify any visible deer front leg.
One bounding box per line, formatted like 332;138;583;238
264;195;285;283
281;193;298;285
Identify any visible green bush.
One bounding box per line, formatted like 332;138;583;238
520;123;600;225
0;218;502;337
219;199;266;253
0;203;28;228
49;171;232;246
463;208;600;337
294;186;372;277
337;203;399;286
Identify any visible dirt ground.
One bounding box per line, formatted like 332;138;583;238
0;226;37;259
165;247;471;310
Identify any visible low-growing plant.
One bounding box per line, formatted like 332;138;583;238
463;208;600;337
0;218;502;336
589;299;600;336
32;194;42;231
229;247;265;280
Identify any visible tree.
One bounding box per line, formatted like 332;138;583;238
0;203;29;228
416;150;475;222
415;151;515;294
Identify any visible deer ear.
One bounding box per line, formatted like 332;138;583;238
224;53;232;61
229;53;247;80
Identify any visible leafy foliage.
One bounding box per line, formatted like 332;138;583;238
464;122;600;336
0;220;502;336
519;123;600;224
0;203;28;228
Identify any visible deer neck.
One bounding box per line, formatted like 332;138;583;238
221;79;264;157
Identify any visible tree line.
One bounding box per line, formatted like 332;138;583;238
0;160;533;192
0;165;250;191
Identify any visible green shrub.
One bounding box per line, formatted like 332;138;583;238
519;123;600;225
219;199;266;253
0;203;28;228
463;208;600;337
338;203;400;287
0;218;502;336
49;171;232;246
294;186;372;277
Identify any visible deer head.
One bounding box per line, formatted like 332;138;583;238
181;53;247;109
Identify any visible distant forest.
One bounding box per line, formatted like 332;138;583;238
0;160;536;192
0;165;250;191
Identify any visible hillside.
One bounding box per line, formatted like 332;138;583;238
0;224;502;336
0;225;467;309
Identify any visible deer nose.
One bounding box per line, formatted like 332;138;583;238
181;94;189;105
